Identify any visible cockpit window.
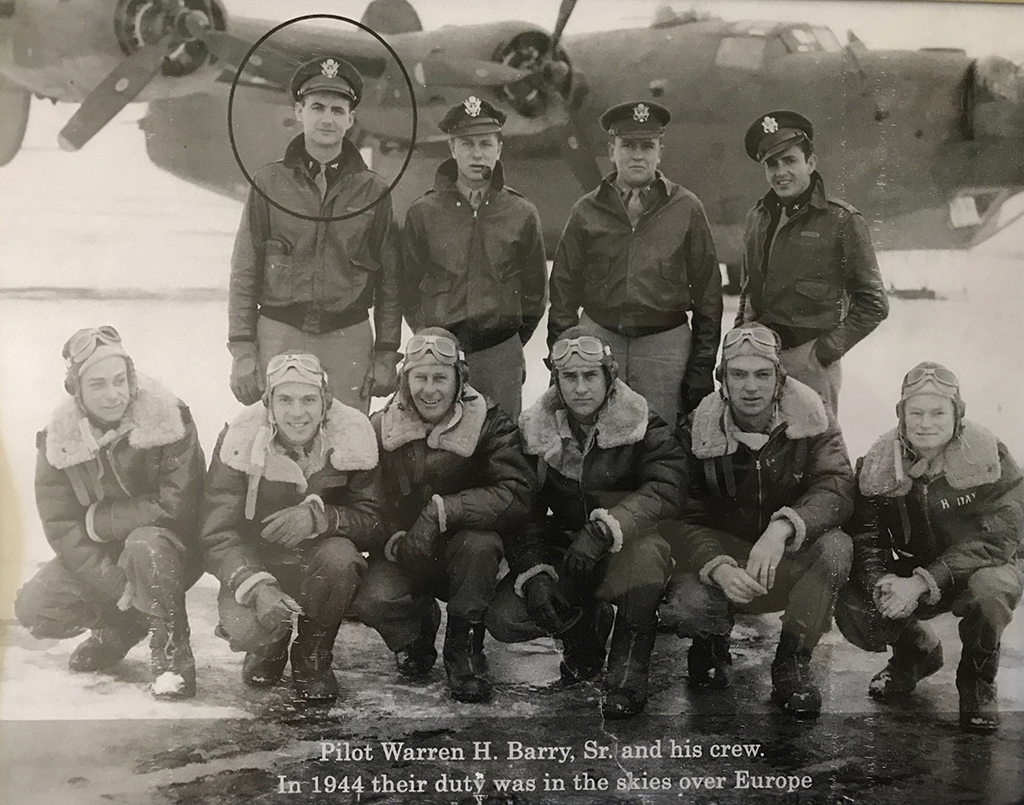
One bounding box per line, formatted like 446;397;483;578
780;25;843;54
715;36;767;70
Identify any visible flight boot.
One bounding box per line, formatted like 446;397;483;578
149;615;196;699
291;618;340;704
443;616;492;703
868;620;943;703
395;601;441;679
688;634;733;689
68;609;150;672
602;618;658;720
957;620;1001;734
242;628;292;688
771;632;821;719
558;601;614;685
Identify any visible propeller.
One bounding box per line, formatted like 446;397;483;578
58;1;217;151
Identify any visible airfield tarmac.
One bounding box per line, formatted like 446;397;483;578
1;95;1023;804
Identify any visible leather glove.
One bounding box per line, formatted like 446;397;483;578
250;579;303;633
229;341;264;405
681;375;715;416
260;498;326;548
565;521;613;577
396;500;442;566
363;350;401;398
523;572;578;637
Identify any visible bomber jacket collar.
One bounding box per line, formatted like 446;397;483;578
45;375;185;470
519;380;648;463
596;169;674;210
434;158;506;195
379;385;488;458
282;134;368;182
859;421;1001;498
755;171;828;217
219;399;378;484
690;378;829;459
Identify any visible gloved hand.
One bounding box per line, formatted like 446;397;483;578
261;499;325;548
229;341;264;405
396;500;442;566
364;350;401;398
523;572;577;636
681;375;715;416
250;579;303;633
565;521;613;577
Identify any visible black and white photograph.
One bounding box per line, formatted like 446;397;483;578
0;0;1022;802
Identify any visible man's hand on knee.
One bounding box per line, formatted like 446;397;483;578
249;579;303;631
710;564;767;605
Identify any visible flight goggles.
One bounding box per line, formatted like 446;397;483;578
901;364;959;398
65;326;122;366
550;336;610;367
266;353;326;387
405;334;464;364
721;325;779;360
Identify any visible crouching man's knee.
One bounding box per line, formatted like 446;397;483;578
216;587;290;653
659;573;732;638
958;564;1024;635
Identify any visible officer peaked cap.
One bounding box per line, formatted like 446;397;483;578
291;56;363;107
745;110;813;162
600;101;671;138
439;96;507;136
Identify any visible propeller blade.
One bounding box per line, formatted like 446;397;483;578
551;81;602;191
58;41;169;151
418;58;529;88
550;0;578;56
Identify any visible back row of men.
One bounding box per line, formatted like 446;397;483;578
226;55;891;426
17;321;1023;736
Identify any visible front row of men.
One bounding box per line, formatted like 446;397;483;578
16;324;1022;733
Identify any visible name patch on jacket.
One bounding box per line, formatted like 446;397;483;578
939;491;977;510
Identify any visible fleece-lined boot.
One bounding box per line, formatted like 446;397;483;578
869;620;943;702
149;616;196;699
396;602;441;679
291;618;340;704
602;619;657;719
688;634;733;689
68;610;150;673
242;628;292;688
443;616;492;703
558;601;614;685
771;632;821;719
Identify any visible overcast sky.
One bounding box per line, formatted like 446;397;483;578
227;0;1024;61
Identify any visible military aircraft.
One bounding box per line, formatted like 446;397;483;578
2;0;1023;275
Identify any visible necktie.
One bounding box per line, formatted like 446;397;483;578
468;189;484;210
313;164;328;199
626;189;644;227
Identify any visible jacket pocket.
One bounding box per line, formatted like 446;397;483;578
262;239;294;305
792;278;841;323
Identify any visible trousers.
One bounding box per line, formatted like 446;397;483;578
16;526;198;639
352;529;503;652
660;529;852;648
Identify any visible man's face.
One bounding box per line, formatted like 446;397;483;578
272;381;325;446
725;355;778;420
448;133;502;186
407;363;458;424
79;356;130;424
557;354;609;420
609;136;662;188
903;394;956;456
763;144;816;201
295;91;354;152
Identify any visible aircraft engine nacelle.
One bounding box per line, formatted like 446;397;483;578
113;0;227;78
964;55;1024;139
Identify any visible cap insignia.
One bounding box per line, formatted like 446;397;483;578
633;103;650;123
321;59;340;78
761;115;778;134
464;96;482;117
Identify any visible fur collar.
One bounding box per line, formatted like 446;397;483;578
690;379;828;460
859;421;1001;497
45;375;185;470
219;399;377;482
519;381;648;461
379;386;488;458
